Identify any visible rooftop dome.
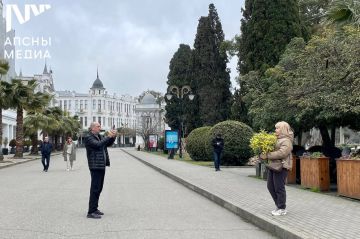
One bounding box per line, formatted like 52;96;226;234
91;69;105;89
141;93;157;104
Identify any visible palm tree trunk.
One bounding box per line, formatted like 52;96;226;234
0;108;3;161
30;133;38;155
14;107;24;158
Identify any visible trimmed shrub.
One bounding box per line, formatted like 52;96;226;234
9;139;16;148
186;126;212;161
206;120;254;166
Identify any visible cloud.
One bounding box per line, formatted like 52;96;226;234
8;0;245;96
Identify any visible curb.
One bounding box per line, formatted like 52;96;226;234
0;152;63;170
0;157;39;170
123;149;304;239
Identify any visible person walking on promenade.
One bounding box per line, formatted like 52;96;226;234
63;137;76;171
212;133;224;171
40;136;52;172
85;122;116;219
260;121;293;216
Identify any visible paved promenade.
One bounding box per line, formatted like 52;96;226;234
123;148;360;239
0;148;274;239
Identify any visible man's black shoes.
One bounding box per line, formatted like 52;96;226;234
94;210;104;215
87;212;101;219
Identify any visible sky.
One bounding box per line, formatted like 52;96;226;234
4;0;245;97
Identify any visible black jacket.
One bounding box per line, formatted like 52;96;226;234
85;133;115;170
212;137;224;153
40;142;52;156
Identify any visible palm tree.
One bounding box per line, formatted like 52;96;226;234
0;60;10;161
325;0;360;27
23;93;53;155
10;79;39;158
24;113;58;155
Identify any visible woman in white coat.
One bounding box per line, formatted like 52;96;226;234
63;137;76;171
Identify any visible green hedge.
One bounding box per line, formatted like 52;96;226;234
186;126;212;161
206;120;254;166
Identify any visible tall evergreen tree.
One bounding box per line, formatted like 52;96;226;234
238;0;303;75
165;44;199;135
192;4;232;126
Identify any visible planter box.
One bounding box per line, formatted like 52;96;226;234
286;155;297;184
337;160;360;200
300;156;330;191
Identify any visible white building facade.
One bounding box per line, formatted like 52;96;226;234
1;0;17;148
135;93;167;147
54;71;138;145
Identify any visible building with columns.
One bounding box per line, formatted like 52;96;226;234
1;0;17;148
54;70;138;145
135;92;167;147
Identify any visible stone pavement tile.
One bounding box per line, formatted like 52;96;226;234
124;149;360;239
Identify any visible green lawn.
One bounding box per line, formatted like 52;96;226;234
145;150;213;167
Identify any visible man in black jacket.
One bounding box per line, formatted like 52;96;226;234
40;136;52;172
212;133;224;171
85;122;116;219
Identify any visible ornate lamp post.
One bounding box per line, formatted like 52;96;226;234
165;85;194;158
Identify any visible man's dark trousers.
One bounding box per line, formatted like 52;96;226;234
41;154;51;170
88;169;105;214
213;151;221;170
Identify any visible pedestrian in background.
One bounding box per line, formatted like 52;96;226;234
40;136;52;172
260;121;293;216
85;122;116;219
212;133;224;171
63;137;76;171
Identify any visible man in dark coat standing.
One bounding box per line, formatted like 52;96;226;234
212;133;224;171
40;136;52;172
85;122;116;219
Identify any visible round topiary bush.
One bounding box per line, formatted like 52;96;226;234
9;139;16;148
186;126;212;161
206;120;254;166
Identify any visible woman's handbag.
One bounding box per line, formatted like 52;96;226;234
266;159;283;172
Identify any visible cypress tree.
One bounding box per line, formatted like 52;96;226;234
165;44;194;133
238;0;303;75
192;4;232;126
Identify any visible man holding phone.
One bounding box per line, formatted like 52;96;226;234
85;122;116;219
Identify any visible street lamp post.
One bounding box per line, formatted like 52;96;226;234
165;85;194;158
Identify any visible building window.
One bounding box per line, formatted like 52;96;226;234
92;100;96;110
80;100;83;110
64;100;67;111
98;117;101;125
59;100;62;108
103;117;106;127
93;117;96;123
75;100;78;110
80;117;83;127
103;100;105;111
84;117;87;127
68;100;71;110
85;100;88;110
98;100;101;111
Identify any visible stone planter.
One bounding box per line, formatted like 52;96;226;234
300;156;330;191
337;159;360;200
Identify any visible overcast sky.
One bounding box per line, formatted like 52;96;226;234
5;0;245;97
